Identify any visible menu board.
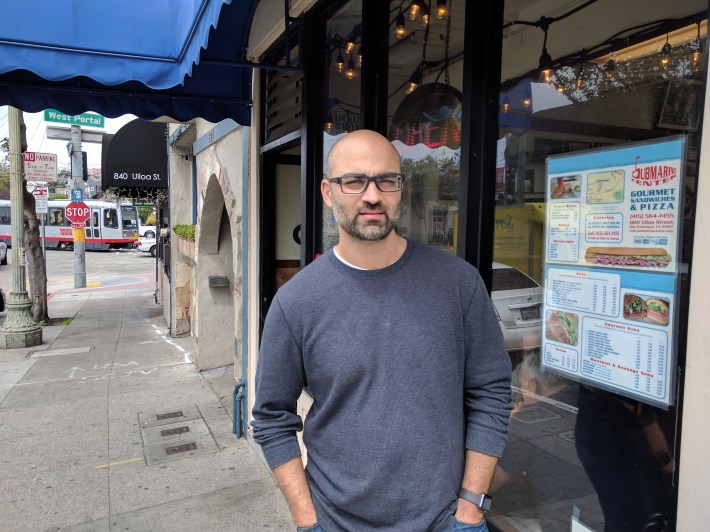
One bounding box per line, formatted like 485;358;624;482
542;136;684;408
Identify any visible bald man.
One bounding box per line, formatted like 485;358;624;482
252;130;511;532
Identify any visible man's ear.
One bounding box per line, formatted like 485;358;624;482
321;179;333;208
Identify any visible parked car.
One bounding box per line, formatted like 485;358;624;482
138;221;156;239
490;262;543;353
0;241;6;265
136;237;157;257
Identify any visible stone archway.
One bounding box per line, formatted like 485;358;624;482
193;174;237;371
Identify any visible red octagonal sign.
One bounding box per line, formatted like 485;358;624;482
65;201;90;224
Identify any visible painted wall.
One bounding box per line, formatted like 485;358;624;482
676;66;710;526
191;120;244;372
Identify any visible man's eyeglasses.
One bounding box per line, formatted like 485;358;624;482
327;173;405;194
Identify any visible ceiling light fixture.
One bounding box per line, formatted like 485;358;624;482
435;0;448;20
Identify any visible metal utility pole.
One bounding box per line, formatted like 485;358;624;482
70;125;86;288
0;107;42;349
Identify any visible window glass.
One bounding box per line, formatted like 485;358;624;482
121;206;138;229
321;0;363;253
386;0;465;253
104;209;118;229
492;2;705;530
48;207;64;226
0;206;10;225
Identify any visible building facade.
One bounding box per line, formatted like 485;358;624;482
167;0;710;528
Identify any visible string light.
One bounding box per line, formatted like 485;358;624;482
691;23;703;62
435;0;448;20
405;65;423;94
395;10;406;38
421;4;430;26
538;18;553;82
345;41;355;54
336;50;344;73
661;34;672;66
605;57;616;78
501;93;510;113
409;0;421;21
325;110;333;133
345;55;356;80
357;45;363;68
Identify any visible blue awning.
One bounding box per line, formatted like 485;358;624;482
0;0;256;124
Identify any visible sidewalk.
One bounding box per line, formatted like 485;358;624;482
0;285;292;531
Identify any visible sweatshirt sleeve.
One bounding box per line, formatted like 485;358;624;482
462;272;512;457
251;296;306;469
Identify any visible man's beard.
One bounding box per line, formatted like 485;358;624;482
331;197;401;242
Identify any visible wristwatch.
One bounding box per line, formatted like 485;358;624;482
458;487;493;513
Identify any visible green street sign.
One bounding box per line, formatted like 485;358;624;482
44;109;105;128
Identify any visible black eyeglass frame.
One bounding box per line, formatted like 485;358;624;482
326;173;405;194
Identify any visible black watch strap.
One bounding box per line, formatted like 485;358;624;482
458;487;493;513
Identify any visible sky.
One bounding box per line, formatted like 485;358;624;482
0;106;136;171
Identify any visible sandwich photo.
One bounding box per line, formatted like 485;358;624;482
545;310;579;346
645;297;670;325
584;247;671;268
623;294;646;320
550;175;581;199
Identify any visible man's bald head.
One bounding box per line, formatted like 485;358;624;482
326;130;401;178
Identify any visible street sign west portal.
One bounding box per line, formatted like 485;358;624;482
44;109;105;129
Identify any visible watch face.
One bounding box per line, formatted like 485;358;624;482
481;495;493;513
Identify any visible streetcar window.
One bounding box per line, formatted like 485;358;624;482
93;212;99;227
0;207;10;224
48;208;64;226
121;206;138;229
104;209;118;229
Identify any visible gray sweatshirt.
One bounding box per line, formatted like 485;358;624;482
252;239;511;531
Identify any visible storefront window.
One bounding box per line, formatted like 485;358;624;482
386;0;465;253
321;0;363;252
492;2;706;530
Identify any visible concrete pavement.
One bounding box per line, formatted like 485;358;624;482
0;282;292;531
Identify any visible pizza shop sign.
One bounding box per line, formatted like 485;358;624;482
631;156;677;186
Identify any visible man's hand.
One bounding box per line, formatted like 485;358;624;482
273;457;318;527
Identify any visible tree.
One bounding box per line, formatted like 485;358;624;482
1;116;49;322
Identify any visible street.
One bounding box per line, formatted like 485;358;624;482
0;246;157;297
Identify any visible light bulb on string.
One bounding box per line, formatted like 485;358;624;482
661;34;672;66
605;57;616;79
405;64;423;95
691;23;703;62
345;55;356;80
336;49;344;73
325;110;334;133
501;93;510;113
345;41;355;55
420;4;430;26
409;0;421;21
357;45;363;68
395;11;406;38
436;0;448;20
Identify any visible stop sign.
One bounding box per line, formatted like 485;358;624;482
65;201;90;224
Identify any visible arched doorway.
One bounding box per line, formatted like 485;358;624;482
194;174;236;371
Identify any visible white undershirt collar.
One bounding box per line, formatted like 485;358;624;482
333;247;366;270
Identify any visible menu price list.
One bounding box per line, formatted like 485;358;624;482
547;267;620;317
580;317;668;401
548;203;580;262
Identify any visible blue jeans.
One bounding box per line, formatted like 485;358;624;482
451;517;488;531
296;525;325;532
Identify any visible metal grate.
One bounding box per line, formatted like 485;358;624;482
157;411;184;420
161;426;190;437
165;442;197;455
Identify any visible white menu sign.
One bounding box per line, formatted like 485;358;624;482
542;136;684;408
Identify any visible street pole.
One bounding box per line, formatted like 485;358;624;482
0;107;42;349
70;125;86;288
